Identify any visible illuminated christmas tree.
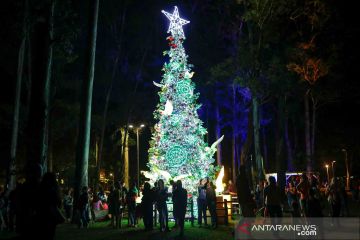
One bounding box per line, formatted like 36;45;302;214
143;6;223;193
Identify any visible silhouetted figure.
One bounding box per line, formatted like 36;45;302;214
107;185;116;227
170;179;178;229
8;182;19;232
37;172;64;240
197;179;207;227
127;181;138;227
16;163;42;239
63;188;73;222
156;179;169;232
141;182;154;230
236;165;255;217
339;178;349;217
206;181;217;229
173;180;188;237
0;186;7;231
326;178;341;217
112;181;124;228
286;181;300;217
307;188;323;217
263;176;283;218
296;173;310;217
77;186;90;228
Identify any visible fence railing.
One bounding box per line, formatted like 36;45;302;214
150;196;240;226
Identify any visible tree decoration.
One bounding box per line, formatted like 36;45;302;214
144;6;224;194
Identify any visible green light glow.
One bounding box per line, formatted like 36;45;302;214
146;7;220;194
166;144;188;168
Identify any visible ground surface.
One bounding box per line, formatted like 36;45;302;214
54;221;234;240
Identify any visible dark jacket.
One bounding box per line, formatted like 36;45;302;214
173;187;188;216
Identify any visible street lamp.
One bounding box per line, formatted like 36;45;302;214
129;124;145;188
341;149;350;190
331;161;336;179
325;164;330;183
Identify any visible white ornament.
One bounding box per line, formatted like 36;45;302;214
162;6;190;39
211;135;224;150
162;100;173;116
153;81;164;88
205;135;224;157
185;71;194;79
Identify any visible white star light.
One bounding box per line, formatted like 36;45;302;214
162;6;190;39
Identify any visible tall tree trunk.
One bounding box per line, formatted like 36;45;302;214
215;102;222;166
41;0;56;170
292;117;298;155
74;0;99;205
25;23;32;125
232;85;237;182
25;0;54;177
261;126;269;171
96;55;118;185
304;90;312;172
252;96;264;180
48;144;53;172
118;48;147;184
6;0;28;193
284;114;294;171
48;115;53;172
276;97;286;195
232;136;236;183
240;110;253;189
311;98;316;160
120;128;130;188
96;3;127;187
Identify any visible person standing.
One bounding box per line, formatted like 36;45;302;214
326;178;341;217
197;179;207;227
156;179;169;232
78;186;90;228
111;181;124;228
236;165;256;218
296;173;310;217
126;181;138;227
173;180;188;237
263;176;283;219
37;172;65;240
206;181;217;229
170;180;178;229
141;182;154;230
63;188;73;222
286;181;300;217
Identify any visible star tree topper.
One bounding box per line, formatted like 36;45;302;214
162;6;190;39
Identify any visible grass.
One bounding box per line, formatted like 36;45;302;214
54;220;235;240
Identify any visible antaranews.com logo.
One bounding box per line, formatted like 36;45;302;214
243;223;317;236
235;217;359;240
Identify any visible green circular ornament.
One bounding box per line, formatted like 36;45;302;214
166;144;188;168
176;80;193;103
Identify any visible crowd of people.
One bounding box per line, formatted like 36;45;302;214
1;167;359;239
0;172;223;238
0;164;63;240
253;173;359;219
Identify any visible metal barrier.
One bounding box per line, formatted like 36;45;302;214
150;196;240;227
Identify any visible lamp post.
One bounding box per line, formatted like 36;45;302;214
129;124;145;188
325;164;330;183
331;161;336;179
341;149;350;190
